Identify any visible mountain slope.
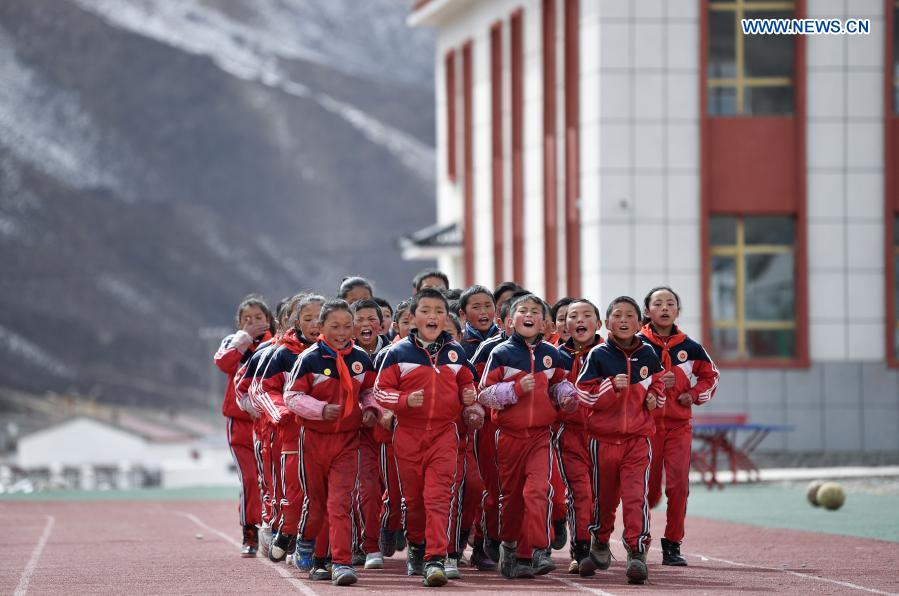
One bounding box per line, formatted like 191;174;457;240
0;0;436;409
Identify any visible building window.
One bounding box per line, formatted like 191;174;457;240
708;0;795;116
709;215;796;359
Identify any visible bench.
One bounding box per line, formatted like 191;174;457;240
691;413;794;489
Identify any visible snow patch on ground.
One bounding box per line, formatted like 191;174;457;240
69;0;434;182
0;25;141;199
97;275;156;316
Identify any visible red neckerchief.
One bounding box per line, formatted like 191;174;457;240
320;338;357;419
639;323;688;370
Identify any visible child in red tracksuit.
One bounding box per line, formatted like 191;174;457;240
351;298;392;569
556;299;603;576
258;295;324;564
477;293;578;579
372;299;412;559
234;297;296;555
283;299;381;587
639;286;719;566
374;288;482;587
214;295;275;556
575;296;664;585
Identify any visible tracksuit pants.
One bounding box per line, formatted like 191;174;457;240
379;442;403;533
648;422;691;543
588;436;652;553
393;423;460;560
275;420;301;535
495;428;553;557
474;419;500;542
253;420;271;525
555;424;594;547
227;417;261;528
298;428;359;566
354;428;382;554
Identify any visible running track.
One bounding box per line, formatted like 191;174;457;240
1;500;897;595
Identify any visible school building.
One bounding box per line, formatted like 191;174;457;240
403;0;899;453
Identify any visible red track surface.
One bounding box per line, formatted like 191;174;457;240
2;500;897;595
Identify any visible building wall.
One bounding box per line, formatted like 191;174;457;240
426;0;898;451
18;418;149;467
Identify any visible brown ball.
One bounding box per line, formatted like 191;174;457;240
806;480;824;507
816;482;846;511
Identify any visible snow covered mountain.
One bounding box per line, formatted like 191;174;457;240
0;0;436;410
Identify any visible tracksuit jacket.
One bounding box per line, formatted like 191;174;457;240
638;324;719;543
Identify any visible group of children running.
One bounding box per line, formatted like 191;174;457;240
213;270;719;587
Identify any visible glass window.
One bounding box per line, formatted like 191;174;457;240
709;215;796;359
708;1;795;116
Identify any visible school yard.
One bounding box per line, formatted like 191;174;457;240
2;482;898;595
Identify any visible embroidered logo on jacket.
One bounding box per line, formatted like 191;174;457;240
448;350;459;363
543;355;553;368
352;361;364;374
639;366;649;379
678;350;688;362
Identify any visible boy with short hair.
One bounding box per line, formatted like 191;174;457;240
478;294;577;579
557;299;603;576
374;288;482;587
575;296;665;585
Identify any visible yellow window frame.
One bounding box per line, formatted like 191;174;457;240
710;217;795;358
708;0;796;115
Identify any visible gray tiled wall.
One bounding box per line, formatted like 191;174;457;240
702;364;899;453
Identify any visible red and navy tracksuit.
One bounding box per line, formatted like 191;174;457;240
373;343;404;540
374;330;477;562
284;340;379;566
257;330;314;539
456;324;499;553
557;335;603;553
354;335;392;557
215;331;271;532
575;338;664;554
469;331;507;545
478;333;569;558
235;340;278;525
638;324;719;544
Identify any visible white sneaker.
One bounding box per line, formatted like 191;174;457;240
258;525;273;558
445;557;461;579
364;552;384;569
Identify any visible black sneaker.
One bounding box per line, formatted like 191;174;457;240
269;532;294;562
532;549;556;575
551;518;568;550
589;539;612;571
661;538;688;566
351;547;366;566
499;543;534;579
406;542;425;576
395;529;407;552
469;539;497;571
625;549;648;585
484;537;501;562
572;540;595;577
380;527;397;557
309;557;331;581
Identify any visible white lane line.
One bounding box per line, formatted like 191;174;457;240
552;575;618;596
14;514;55;596
688;551;897;595
176;511;317;596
